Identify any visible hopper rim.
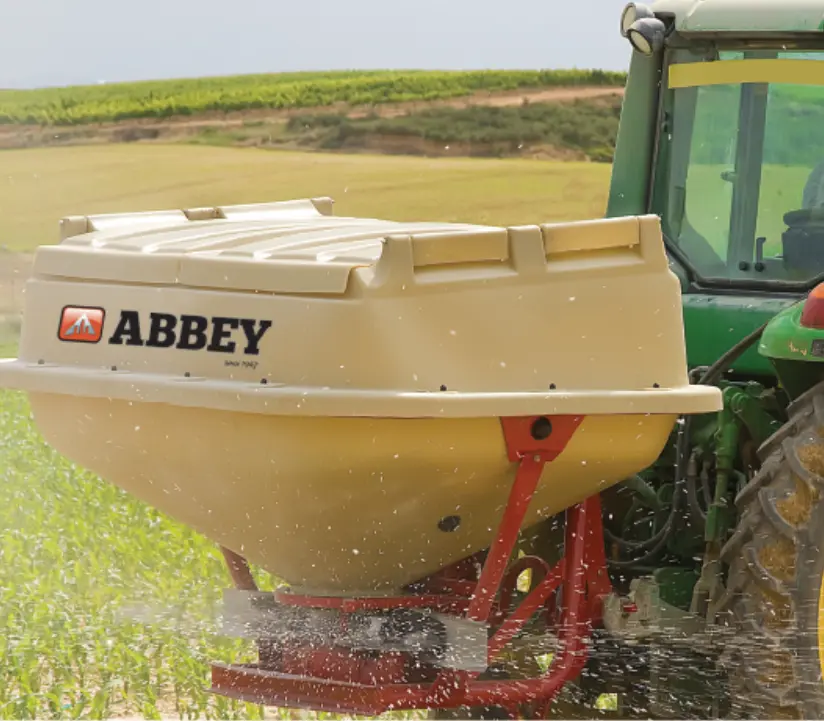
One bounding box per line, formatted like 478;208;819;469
0;358;722;418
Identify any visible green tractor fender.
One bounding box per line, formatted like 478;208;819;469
759;287;824;399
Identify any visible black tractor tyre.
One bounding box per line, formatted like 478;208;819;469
719;379;824;719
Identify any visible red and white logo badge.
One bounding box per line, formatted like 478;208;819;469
58;306;105;343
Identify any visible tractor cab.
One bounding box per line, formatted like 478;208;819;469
658;48;824;285
609;0;824;380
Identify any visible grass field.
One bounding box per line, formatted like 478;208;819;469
1;145;611;252
0;144;611;719
0;69;626;125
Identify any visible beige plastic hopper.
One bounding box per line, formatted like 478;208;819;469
0;198;720;595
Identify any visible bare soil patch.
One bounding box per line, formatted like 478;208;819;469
345;85;624;118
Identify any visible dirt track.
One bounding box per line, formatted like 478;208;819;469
345;85;624;118
133;84;626;127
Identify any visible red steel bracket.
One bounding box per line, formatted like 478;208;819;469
467;416;584;623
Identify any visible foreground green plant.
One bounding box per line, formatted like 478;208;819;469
0;389;268;719
0;388;432;720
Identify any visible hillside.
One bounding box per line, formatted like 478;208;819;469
274;95;622;161
0;69;626;125
0;69;627;161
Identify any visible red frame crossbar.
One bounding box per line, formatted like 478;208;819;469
210;414;612;719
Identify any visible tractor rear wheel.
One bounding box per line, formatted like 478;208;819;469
720;380;824;718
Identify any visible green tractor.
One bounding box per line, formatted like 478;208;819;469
548;0;824;717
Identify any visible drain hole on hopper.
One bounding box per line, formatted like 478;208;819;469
438;515;461;533
531;417;553;440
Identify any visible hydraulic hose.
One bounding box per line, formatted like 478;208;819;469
605;321;769;568
686;447;708;522
695;321;769;387
604;417;687;568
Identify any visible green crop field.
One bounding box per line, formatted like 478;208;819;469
0;387;265;719
0;386;434;721
0;69;627;126
0;144;612;719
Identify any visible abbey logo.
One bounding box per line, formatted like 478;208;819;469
58;306;106;343
59;308;272;356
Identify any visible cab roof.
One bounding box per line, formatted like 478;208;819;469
650;0;824;33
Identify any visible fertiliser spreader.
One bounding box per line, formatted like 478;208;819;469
0;196;719;717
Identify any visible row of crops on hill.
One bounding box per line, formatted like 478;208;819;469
0;69;627;125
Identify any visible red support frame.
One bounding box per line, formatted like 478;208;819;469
210;414;612;719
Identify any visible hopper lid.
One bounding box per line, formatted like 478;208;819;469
34;198;506;295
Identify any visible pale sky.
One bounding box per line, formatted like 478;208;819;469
0;0;631;89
